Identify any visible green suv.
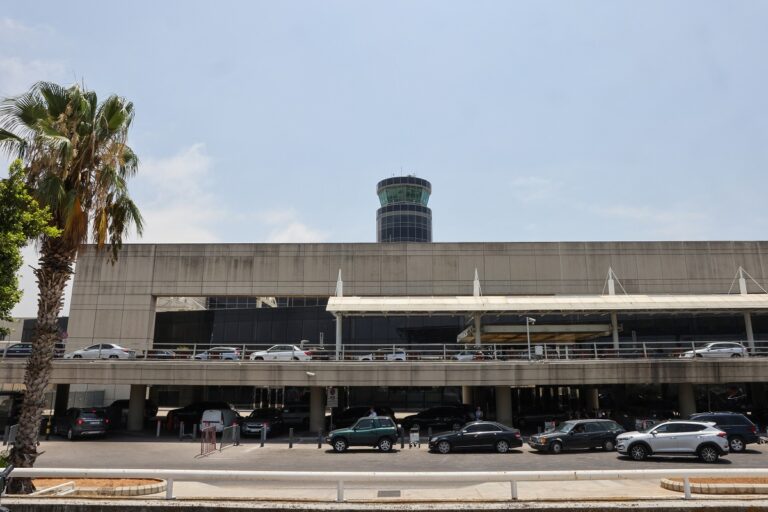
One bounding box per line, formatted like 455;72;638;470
326;416;399;452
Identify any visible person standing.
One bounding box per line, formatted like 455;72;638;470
474;406;483;421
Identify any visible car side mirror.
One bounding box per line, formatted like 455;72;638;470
651;431;657;436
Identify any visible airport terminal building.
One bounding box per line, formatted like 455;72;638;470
4;177;768;432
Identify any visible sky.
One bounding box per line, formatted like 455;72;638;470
2;1;768;317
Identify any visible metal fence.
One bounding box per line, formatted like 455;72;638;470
6;467;768;501
220;425;240;451
34;339;768;362
199;427;216;456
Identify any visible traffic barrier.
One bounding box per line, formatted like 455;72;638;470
200;427;216;456
9;467;768;503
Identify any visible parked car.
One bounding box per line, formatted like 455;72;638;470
166;401;233;430
326;416;399;452
249;345;312;361
327;406;396;429
200;408;242;433
2;343;32;358
528;419;625;453
192;346;240;360
689;412;760;452
428;421;523;454
356;348;407;361
680;342;748;359
616;420;729;463
242;408;285;437
147;349;176;359
104;399;159;428
63;343;136;359
53;408;109;440
401;406;474;432
281;404;311;427
452;350;492;361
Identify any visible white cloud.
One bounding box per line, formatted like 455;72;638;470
509;176;563;202
134;143;222;243
260;209;328;243
0;57;66;98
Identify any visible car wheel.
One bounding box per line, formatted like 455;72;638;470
108;355;119;359
549;441;563;454
253;357;264;361
332;437;348;453
437;440;451;454
293;357;299;361
451;423;462;431
629;444;648;461
495;440;510;453
73;354;82;359
731;353;742;358
603;440;615;451
699;445;720;463
378;437;393;452
67;428;74;441
729;436;745;453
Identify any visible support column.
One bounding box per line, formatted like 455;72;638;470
53;384;70;417
678;383;696;417
739;268;756;352
474;314;482;348
462;386;473;405
127;384;147;431
744;313;756;353
495;386;512;426
309;387;325;434
585;387;599;415
335;313;343;361
751;383;767;409
610;313;620;351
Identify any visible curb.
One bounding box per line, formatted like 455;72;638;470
661;478;768;495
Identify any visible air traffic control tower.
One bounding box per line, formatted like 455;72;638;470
376;176;432;242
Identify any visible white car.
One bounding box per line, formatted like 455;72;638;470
200;408;241;433
250;345;312;361
356;348;407;361
64;343;136;360
453;350;491;361
680;342;748;359
616;420;729;463
192;346;240;360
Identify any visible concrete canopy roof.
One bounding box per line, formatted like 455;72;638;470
326;294;768;316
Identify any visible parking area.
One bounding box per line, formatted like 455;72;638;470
33;436;768;472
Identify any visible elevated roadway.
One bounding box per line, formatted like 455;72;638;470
1;359;766;387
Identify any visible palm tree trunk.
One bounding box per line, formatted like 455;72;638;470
7;236;75;494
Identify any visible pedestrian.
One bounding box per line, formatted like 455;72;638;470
368;407;377;417
474;406;483;421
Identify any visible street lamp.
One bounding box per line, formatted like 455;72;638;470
525;317;536;361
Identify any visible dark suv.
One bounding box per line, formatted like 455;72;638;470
689;412;760;452
401;406;474;432
528;419;625;453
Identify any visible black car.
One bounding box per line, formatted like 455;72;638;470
242;408;285;437
689;412;760;452
104;399;159;429
528;419;625;453
2;343;32;358
327;406;396;429
428;421;523;454
166;401;232;430
53;408;108;440
401;406;475;432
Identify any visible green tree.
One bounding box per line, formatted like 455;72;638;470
0;82;143;492
0;160;58;337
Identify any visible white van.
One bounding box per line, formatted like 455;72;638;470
200;408;241;433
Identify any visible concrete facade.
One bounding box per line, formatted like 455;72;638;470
68;241;768;352
2;359;766;387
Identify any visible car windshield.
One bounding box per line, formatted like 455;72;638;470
249;409;278;418
80;410;105;419
550;421;576;433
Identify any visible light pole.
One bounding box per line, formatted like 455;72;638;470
525;317;536;361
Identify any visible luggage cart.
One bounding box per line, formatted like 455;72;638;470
409;425;421;448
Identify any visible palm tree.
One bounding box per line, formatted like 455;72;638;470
0;82;143;492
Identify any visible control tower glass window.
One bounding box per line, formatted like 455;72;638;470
376;176;432;243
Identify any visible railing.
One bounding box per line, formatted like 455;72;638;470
220;424;240;451
30;339;768;362
199;426;216;456
6;468;768;501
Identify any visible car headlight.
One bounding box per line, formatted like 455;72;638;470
539;437;548;444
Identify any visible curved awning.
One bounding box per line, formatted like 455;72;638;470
326;294;768;316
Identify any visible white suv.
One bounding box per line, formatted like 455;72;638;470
680;342;748;359
616;421;729;463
